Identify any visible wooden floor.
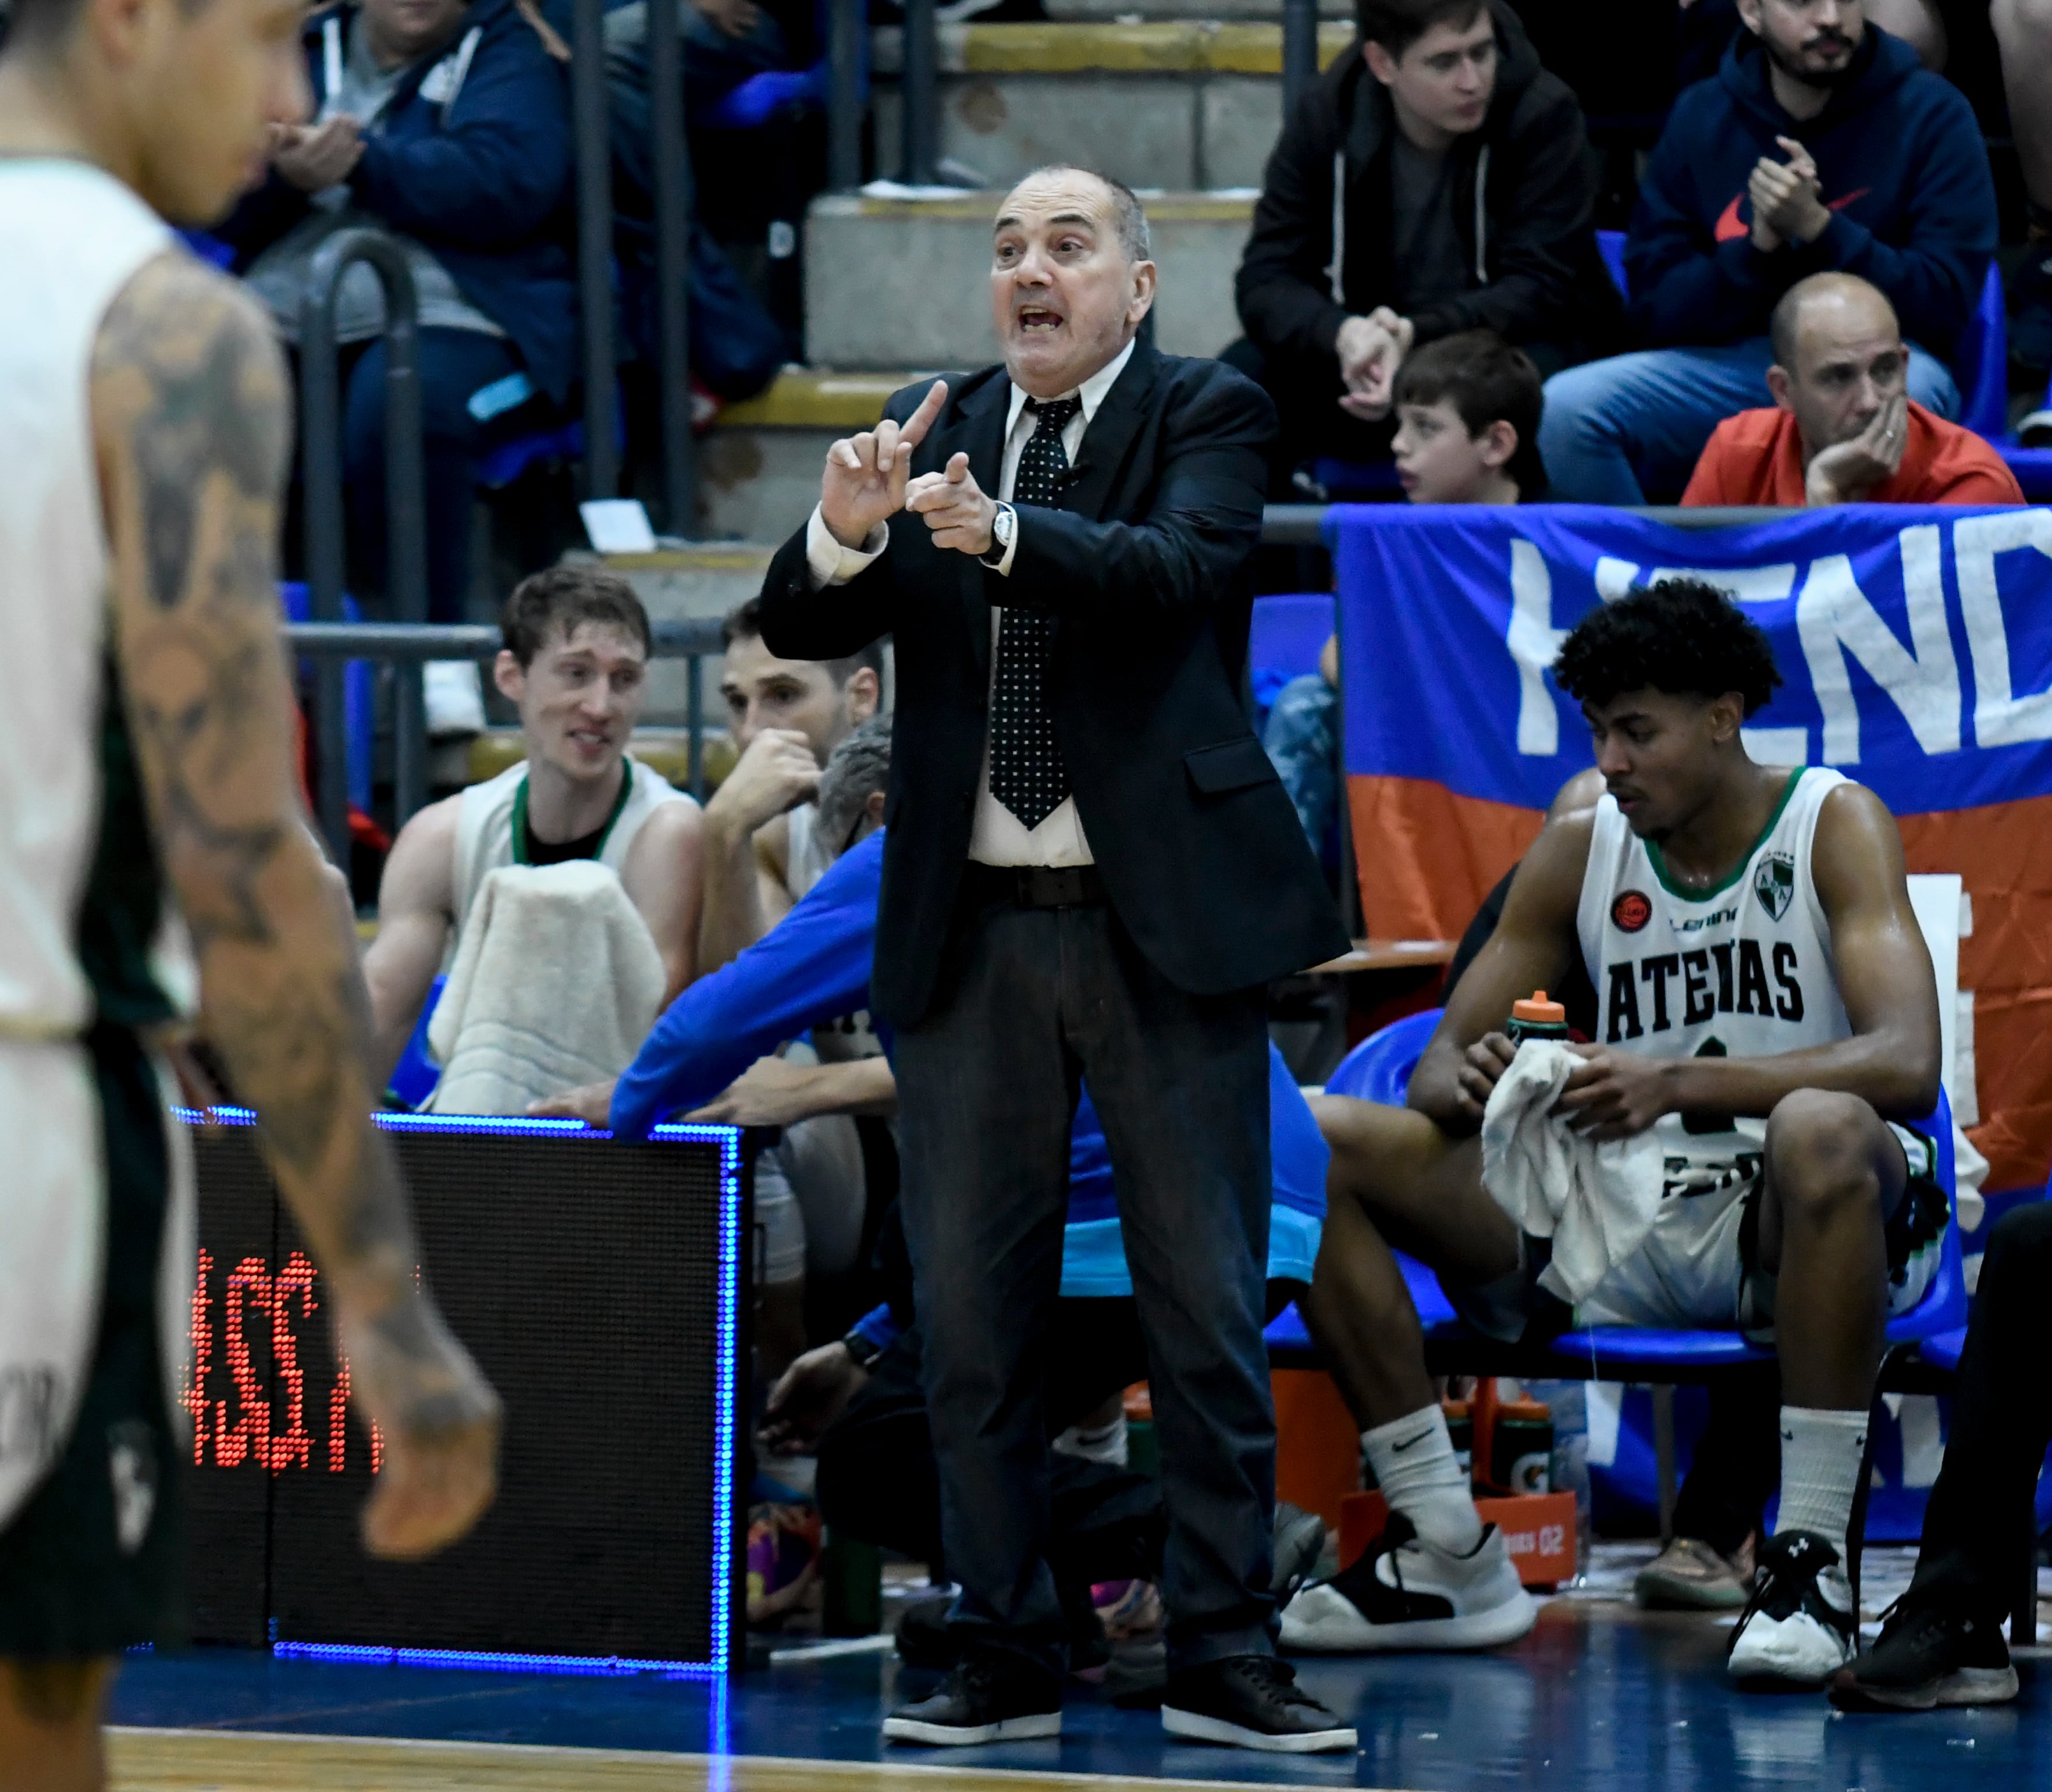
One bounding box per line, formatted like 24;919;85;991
108;1734;1361;1792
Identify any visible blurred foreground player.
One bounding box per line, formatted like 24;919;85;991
0;0;501;1784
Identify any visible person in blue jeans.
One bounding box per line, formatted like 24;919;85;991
1538;0;1996;504
218;0;577;650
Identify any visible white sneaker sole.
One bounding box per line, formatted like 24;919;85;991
1281;1585;1538;1654
883;1712;1062;1746
1160;1706;1357;1753
1728;1613;1853;1686
1848;1665;2021;1711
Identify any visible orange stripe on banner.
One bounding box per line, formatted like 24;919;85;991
1901;797;2052;1193
1347;776;1544;943
1351;779;2052;1193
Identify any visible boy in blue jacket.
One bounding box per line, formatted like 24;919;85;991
1538;0;1996;504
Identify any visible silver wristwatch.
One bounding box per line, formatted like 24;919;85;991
980;501;1017;568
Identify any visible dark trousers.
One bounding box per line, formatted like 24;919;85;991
1905;1201;2052;1621
1673;1366;1781;1558
816;1300;1165;1613
336;329;532;624
893;885;1276;1679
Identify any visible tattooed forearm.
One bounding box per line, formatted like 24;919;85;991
93;253;420;1309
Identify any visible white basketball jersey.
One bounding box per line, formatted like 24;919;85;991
1574;768;1852;1247
0;160;170;1033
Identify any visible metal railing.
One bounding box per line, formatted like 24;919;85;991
1281;0;1318;120
828;0;865;189
300;232;431;856
900;0;938;186
571;0;620;503
287;617;727;858
1257;503;1802;545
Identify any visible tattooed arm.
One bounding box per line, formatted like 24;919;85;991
92;253;500;1560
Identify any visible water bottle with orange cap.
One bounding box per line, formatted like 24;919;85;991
1506;990;1570;1048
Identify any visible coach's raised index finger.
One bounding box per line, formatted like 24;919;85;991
898;378;949;452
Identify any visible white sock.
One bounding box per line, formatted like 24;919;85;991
1775;1405;1869;1562
1363;1407;1482;1556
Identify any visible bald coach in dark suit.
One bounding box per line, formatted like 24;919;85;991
756;165;1351;1753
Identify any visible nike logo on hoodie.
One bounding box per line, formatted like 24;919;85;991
1713;187;1873;243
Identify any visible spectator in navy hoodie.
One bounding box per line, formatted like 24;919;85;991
219;0;575;730
1538;0;1996;504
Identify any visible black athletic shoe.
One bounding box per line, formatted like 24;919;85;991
883;1655;1063;1746
1160;1655;1357;1754
1830;1601;2020;1712
1726;1530;1857;1686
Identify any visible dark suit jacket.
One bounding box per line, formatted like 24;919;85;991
757;338;1347;1027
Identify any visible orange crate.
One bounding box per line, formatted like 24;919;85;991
1338;1489;1577;1589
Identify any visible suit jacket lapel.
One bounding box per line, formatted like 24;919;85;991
1062;337;1160;521
943;374;1010;684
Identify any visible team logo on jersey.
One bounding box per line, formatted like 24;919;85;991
1754;852;1796;922
1612;890;1652;933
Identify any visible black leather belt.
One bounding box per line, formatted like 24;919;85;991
963;861;1107;909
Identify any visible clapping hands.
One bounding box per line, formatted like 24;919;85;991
1337;308;1414;421
1749;137;1829;251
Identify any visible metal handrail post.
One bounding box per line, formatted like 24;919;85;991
300;230;428;852
1281;0;1317;123
901;0;937;185
573;0;620;499
648;0;695;540
827;0;864;190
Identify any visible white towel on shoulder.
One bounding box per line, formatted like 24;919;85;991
1480;1040;1663;1306
427;861;667;1117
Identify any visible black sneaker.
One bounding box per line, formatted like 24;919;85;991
1831;1601;2019;1712
1726;1530;1857;1686
883;1655;1062;1746
1160;1655;1357;1754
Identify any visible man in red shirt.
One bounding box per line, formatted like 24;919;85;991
1683;271;2022;507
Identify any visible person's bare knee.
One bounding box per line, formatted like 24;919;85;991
1309;1094;1515;1282
1759;1089;1887;1268
1992;0;2052;57
0;1659;111;1792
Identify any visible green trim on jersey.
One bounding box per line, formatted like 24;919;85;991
79;650;177;1029
1645;767;1805;904
510;763;634;867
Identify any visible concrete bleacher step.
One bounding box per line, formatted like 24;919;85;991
704;371;911;542
805;189;1255;369
1047;0;1351;18
869;20;1354;190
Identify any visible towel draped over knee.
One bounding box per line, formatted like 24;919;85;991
428;861;667;1117
1480;1041;1662;1305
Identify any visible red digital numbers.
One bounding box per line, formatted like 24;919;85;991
186;1248;382;1475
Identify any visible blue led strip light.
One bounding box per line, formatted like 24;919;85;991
176;1105;747;1674
271;1641;725;1678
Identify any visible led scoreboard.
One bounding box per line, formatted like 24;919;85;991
180;1110;745;1672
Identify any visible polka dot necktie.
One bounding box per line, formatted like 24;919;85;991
990;394;1081;830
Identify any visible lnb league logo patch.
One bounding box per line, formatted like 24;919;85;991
1611;890;1652;933
1754;851;1796;922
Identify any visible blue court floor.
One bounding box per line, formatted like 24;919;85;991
110;1577;2052;1791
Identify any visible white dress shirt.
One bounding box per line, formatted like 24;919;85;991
804;337;1136;867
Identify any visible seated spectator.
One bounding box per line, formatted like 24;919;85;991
1539;0;1997;504
1286;583;1947;1686
1684;272;2023;505
1831;1199;2047;1711
539;717;892;1377
699;596;882;973
1264;330;1544;852
216;0;577;733
1228;0;1619;492
361;568;703;1102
